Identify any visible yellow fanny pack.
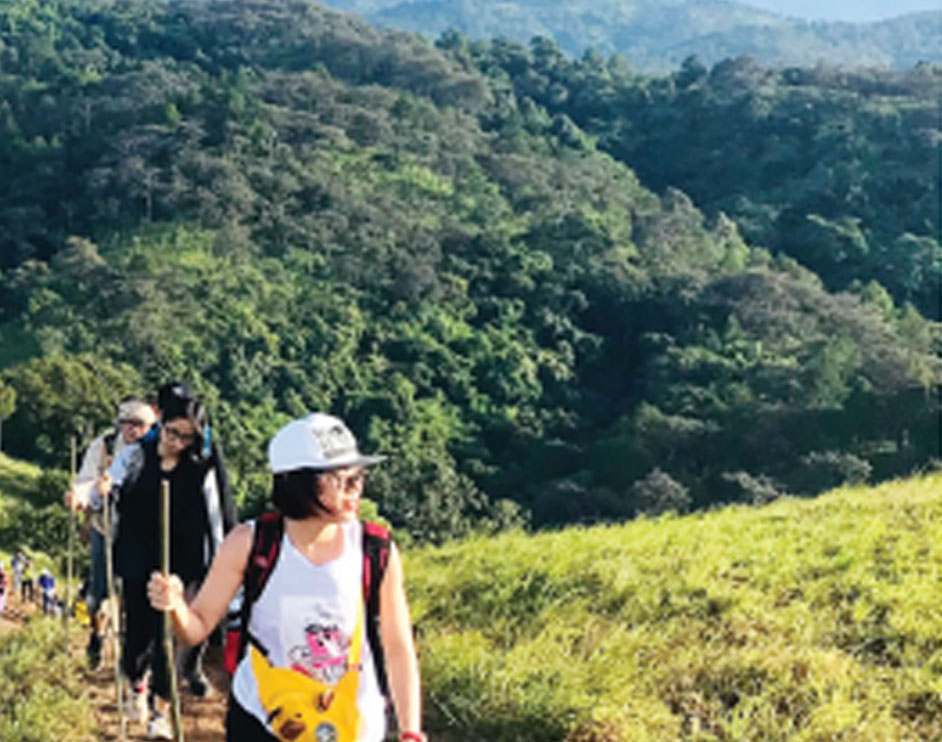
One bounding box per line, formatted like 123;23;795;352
250;600;364;742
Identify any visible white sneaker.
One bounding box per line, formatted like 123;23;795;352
123;682;148;723
147;713;173;740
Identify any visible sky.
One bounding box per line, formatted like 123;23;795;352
740;0;942;22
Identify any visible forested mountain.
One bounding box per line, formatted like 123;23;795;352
322;0;942;71
0;0;938;542
456;38;942;320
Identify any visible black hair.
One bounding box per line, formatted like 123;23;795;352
272;469;332;519
160;394;208;462
157;382;194;412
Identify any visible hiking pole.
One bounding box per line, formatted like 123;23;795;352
102;476;127;741
161;479;185;742
65;435;77;657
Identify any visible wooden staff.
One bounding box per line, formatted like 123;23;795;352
65;435;76;654
102;471;126;740
161;479;184;742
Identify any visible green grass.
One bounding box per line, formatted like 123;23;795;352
0;619;96;741
0;456;94;742
408;474;942;741
0;453;42;504
0;453;74;580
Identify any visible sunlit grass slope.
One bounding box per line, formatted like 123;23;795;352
0;452;41;502
0;453;41;564
408;474;942;742
0;455;94;741
0;620;95;741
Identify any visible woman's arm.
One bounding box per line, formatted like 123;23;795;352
148;522;252;646
379;542;424;739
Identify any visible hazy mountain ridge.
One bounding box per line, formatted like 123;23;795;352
321;0;942;70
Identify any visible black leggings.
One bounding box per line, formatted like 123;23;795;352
121;578;171;700
226;697;277;741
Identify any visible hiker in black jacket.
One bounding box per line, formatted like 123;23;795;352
97;385;236;739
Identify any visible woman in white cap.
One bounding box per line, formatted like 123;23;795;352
147;412;426;742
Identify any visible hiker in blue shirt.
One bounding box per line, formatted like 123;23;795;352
38;568;56;615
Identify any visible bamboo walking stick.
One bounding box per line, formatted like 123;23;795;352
102;473;127;741
65;435;76;654
161;479;185;742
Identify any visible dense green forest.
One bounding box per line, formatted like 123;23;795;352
323;0;942;71
457;37;942;319
0;0;939;544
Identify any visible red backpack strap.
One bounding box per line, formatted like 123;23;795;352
362;520;392;697
234;511;284;666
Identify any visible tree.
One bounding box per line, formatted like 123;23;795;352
2;355;143;464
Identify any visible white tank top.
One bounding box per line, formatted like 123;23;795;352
231;519;387;742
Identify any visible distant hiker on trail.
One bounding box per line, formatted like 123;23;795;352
0;561;8;615
95;383;236;739
65;396;158;669
20;557;34;603
38;568;56;615
147;412;426;742
11;551;23;597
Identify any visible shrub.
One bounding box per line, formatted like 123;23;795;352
796;451;872;493
721;470;784;504
630;468;691;515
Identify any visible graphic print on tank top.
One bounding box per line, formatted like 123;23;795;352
286;603;352;685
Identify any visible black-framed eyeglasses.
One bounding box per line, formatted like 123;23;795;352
162;425;195;445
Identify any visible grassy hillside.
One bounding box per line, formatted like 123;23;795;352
0;453;40;503
408;472;942;741
0;453;73;574
0;455;91;741
0;620;95;742
0;453;41;566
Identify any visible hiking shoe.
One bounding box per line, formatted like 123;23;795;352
85;633;103;670
185;671;212;698
147;713;173;740
124;681;148;723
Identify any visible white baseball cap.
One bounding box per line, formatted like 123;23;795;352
268;413;386;474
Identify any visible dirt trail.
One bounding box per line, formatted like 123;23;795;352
86;641;230;742
3;592;229;741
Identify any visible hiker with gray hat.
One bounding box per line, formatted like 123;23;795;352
65;396;158;668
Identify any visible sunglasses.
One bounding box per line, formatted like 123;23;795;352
320;471;366;493
118;418;147;428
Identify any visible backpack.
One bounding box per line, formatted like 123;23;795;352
223;512;392;697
